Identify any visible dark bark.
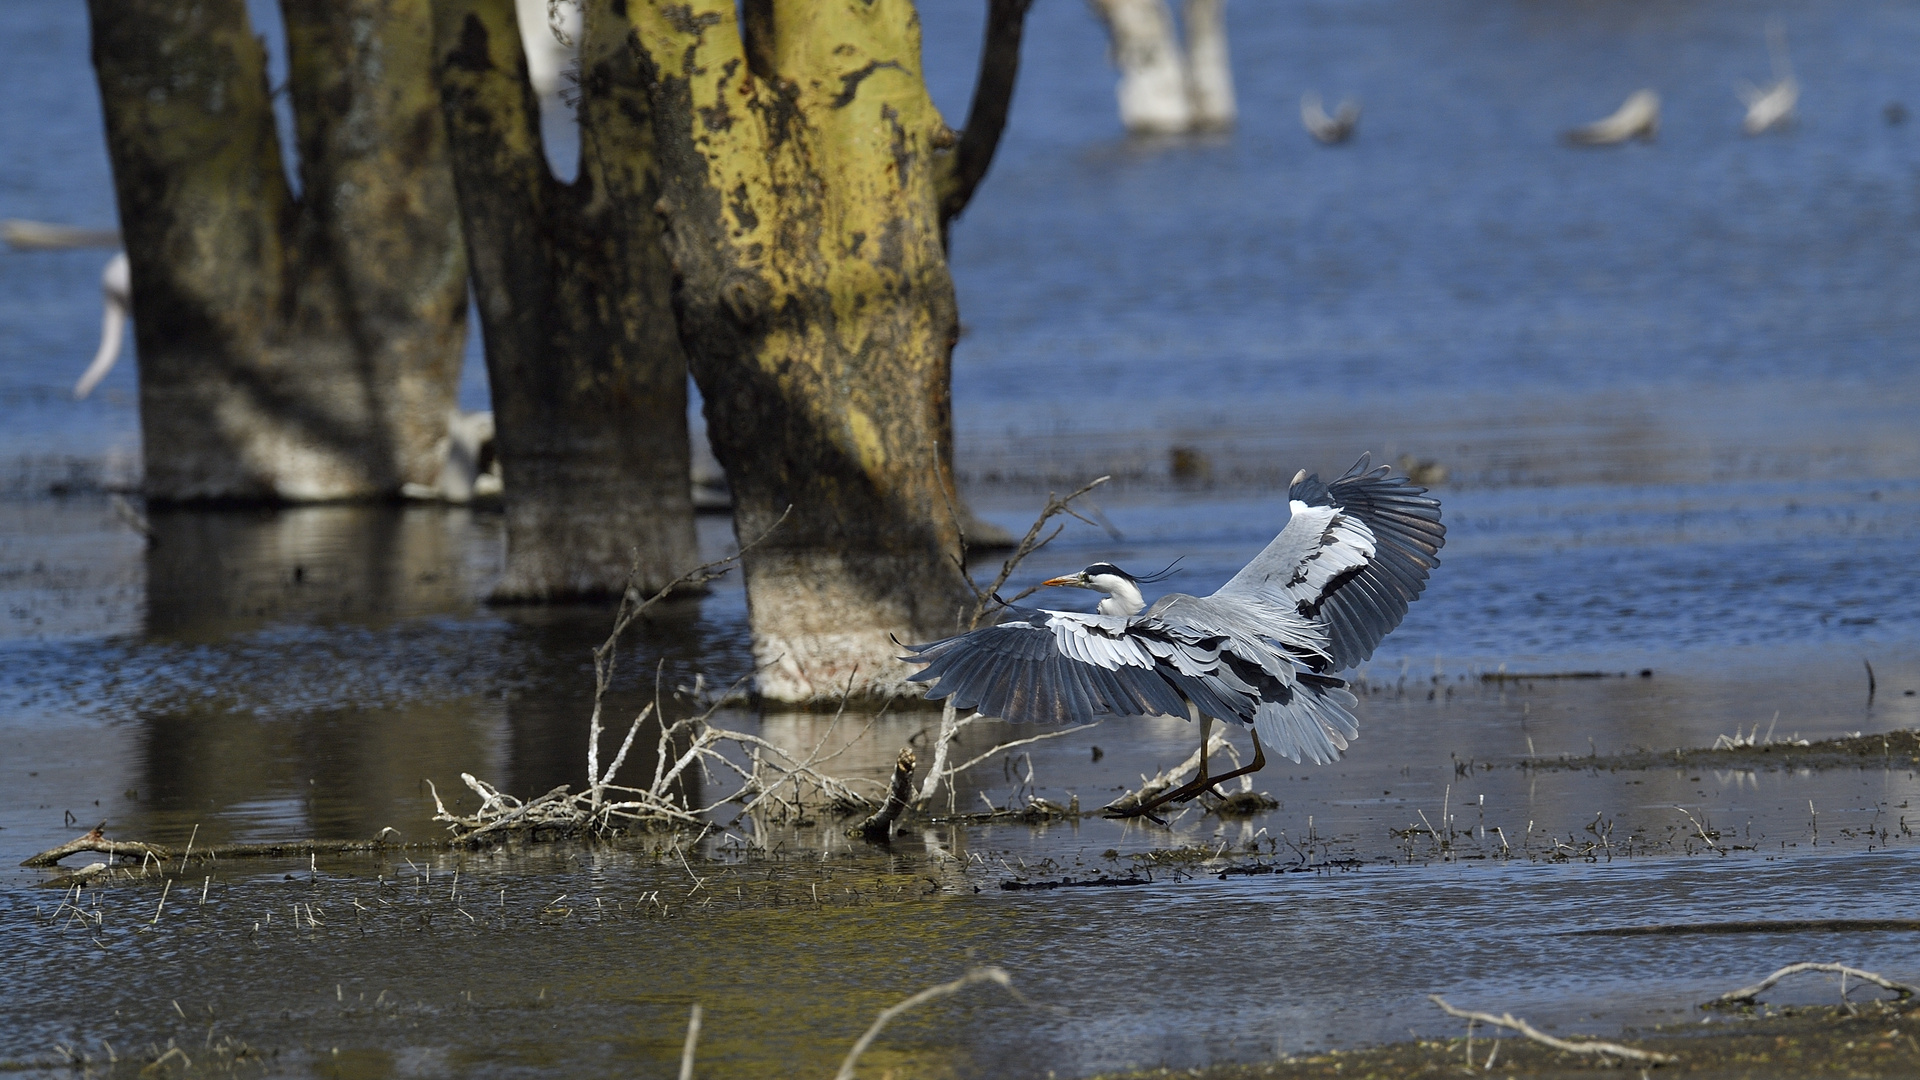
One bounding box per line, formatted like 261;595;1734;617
87;0;468;503
939;0;1036;229
432;0;698;600
626;0;1030;701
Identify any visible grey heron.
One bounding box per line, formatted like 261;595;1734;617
901;453;1444;818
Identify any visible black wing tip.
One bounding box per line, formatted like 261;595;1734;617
1293;451;1438;504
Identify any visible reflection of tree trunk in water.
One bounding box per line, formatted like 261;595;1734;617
499;609;703;808
87;1;468;503
141;506;472;638
626;0;1032;703
432;0;699;600
1087;0;1235;134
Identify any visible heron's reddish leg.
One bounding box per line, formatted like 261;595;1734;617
1106;707;1219;819
1195;732;1266;796
1107;728;1268;818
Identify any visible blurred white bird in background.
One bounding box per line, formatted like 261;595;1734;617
1564;89;1660;145
1739;19;1798;135
2;219;127;400
1300;92;1361;144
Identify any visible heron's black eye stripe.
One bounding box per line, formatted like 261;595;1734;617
1083;562;1127;579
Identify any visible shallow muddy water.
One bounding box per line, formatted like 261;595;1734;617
5;0;1920;1075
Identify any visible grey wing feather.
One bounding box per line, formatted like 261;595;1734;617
1252;672;1361;765
900;609;1184;724
1216;452;1444;671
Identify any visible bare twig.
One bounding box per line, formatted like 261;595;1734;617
835;968;1016;1080
1706;962;1919;1006
969;475;1110;629
1429;996;1677;1065
933;724;1099;794
1672;805;1719;850
678;1003;701;1080
589;508;791;804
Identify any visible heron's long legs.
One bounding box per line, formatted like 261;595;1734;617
1194;732;1265;794
1107;709;1270;819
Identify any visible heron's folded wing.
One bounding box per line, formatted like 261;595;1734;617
900;610;1186;723
1214;453;1445;671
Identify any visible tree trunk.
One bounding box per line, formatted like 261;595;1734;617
432;0;698;600
1087;0;1236;135
1182;0;1236;131
1088;0;1192;134
626;0;1032;703
88;0;468;503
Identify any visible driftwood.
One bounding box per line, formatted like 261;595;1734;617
21;824;413;869
1101;729;1235;814
1706;962;1919;1007
1429;995;1678;1065
853;747;918;840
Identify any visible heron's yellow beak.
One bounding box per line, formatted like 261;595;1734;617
1041;574;1083;588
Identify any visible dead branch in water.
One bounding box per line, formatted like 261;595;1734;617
429;510;963;840
587;508;791;810
1102;730;1242;814
913;702;1098;813
834;967;1017;1080
22;823;416;869
853;747;917;840
678;1003;701;1080
1429;995;1678;1065
1706;962;1919;1007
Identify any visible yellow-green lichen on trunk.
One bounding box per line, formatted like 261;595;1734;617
89;0;468;503
625;0;1030;701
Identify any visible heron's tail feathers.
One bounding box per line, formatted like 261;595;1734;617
1251;675;1359;765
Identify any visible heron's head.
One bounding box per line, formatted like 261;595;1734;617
1042;562;1134;594
1042;563;1145;617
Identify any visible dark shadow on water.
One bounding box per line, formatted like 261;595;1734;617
142;504;486;639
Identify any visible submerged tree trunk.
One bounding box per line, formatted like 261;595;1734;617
88;0;467;503
1088;0;1191;134
1182;0;1236;131
625;0;1031;702
1087;0;1235;135
432;0;698;600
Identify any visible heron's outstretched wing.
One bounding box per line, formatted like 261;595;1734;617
1216;453;1444;671
901;602;1365;764
900;608;1191;724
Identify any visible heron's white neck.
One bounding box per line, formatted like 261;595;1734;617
1091;575;1145;618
